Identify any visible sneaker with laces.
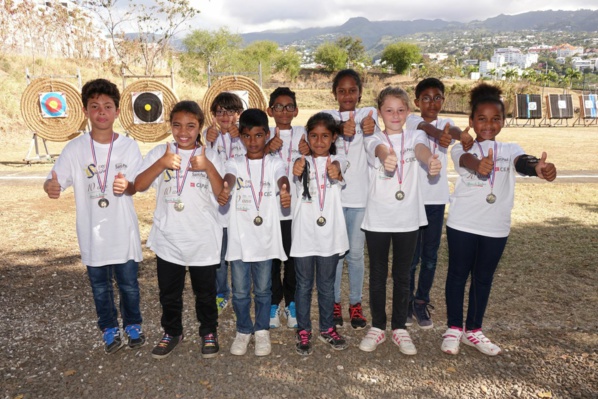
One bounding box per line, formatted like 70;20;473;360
201;332;219;359
230;332;251;356
359;327;386;352
254;330;271;356
333;302;343;327
406;300;414;327
151;333;183;359
216;295;229;314
319;327;348;350
285;302;298;328
461;329;501;356
349;302;367;330
413;300;434;330
124;324;146;349
103;327;125;354
391;328;417;355
295;329;313;356
441;327;463;355
269;304;281;328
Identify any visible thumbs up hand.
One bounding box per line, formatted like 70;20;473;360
477;148;494;176
218;181;231;206
536;152;557;182
326;157;341;180
44;170;61;199
384;147;398;173
342;111;356;138
439;124;452;148
113;172;128;195
280;183;291;208
298;134;311;156
161;143;182;170
206;124;219;144
361;110;376;135
227;119;240;139
293;155;306;177
427;154;441;176
190;146;208;171
268;127;284;153
460;127;474;152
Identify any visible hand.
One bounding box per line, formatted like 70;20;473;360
326;157;341;180
227;121;240;139
293;155;306;177
190;146;208;171
298;135;311;156
342;111;356;138
280;183;291;208
206;124;219;144
217;181;231;206
460;127;474;152
112;172;128;195
536;152;557;182
161;144;181;170
439;124;452;148
427;154;441;176
477;148;494;176
361;110;376;135
268;127;284;153
384;148;398;173
45;170;61;199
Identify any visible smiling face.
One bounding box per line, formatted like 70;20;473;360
171;111;200;150
334;76;361;112
213;107;239;130
307;123;336;158
378;95;410;134
241;126;269;159
414;87;445;123
83;94;120;134
470;102;504;142
267;95;298;130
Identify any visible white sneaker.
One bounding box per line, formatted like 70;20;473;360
391;328;417;355
269;304;281;329
441;327;463;355
254;330;271;356
359;327;386;352
285;302;298;328
230;332;251;356
461;329;501;356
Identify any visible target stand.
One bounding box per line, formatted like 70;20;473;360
539;94;574;127
573;94;598;127
506;94;542;127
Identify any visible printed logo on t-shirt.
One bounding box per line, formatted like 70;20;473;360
163;170;174;182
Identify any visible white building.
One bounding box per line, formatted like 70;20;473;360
492;47;538;69
556;44;584;58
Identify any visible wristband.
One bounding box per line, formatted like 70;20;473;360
515;154;539;176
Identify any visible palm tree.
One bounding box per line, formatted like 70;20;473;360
563;68;582;91
504;68;519;82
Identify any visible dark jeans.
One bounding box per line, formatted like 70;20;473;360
294;254;339;332
365;230;418;330
410;204;446;303
215;228;230;299
157;256;218;337
271;220;296;306
87;260;142;331
445;227;508;330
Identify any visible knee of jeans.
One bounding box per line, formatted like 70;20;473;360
421;259;438;271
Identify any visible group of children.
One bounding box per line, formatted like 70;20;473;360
44;71;557;359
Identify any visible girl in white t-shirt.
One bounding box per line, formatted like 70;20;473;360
358;87;441;355
135;101;224;360
441;83;557;357
291;112;350;355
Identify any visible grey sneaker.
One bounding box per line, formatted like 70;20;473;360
413;300;434;329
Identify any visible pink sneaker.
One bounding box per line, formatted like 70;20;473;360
461;329;501;356
441;327;463;355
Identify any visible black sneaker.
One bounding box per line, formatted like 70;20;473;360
406;300;414;327
124;324;146;349
103;327;125;354
295;329;313;356
151;333;183;359
201;332;219;359
413;300;434;330
319;327;348;350
349;302;367;330
333;302;343;327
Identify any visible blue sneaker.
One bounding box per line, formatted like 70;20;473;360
124;324;146;349
269;304;281;328
285;302;298;328
103;327;124;354
216;294;229;315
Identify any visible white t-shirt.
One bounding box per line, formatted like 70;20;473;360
202;128;246;227
448;141;525;238
361;129;429;232
290;155;349;257
224;155;287;262
406;114;455;205
322;107;379;208
49;132;143;267
269;126;306;221
137;143;224;266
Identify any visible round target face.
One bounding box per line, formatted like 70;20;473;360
132;91;164;124
40;92;67;118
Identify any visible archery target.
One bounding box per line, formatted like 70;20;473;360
581;94;597;118
548;94;573;119
515;94;542;119
40;92;67;118
132;91;164;124
227;90;249;111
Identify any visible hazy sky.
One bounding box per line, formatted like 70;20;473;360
186;0;597;34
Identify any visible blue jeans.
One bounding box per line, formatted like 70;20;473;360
410;204;445;303
446;227;508;330
230;260;272;334
216;228;230;299
335;207;365;305
295;254;339;332
87;260;142;331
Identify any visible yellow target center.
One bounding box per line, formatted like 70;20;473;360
49;100;58;109
144;104;152;111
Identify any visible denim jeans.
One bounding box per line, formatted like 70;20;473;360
216;228;230;300
230;259;272;334
410;204;446;303
365;230;418;330
446;227;508;330
271;220;295;306
86;259;142;331
295;254;339;332
335;207;365;305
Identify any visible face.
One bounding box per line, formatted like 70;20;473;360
334;76;360;112
241;126;269;159
171;111;201;150
267;95;298;129
213;106;239;130
83;94;120;133
378;96;410;134
307;124;336;158
414;87;445;122
470;102;504;142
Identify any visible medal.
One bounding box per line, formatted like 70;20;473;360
475;140;498;205
98;198;109;208
486;193;496;204
174;201;185;211
317;216;327;226
174;143;198;213
383;130;406;201
246;157;266;227
312;155;329;228
395;190;405;201
90;132;115;208
254;216;263;226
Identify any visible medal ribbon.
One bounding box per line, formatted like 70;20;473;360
339;110;352;156
89;132;115;196
430;120;438;155
475;140;498;192
175;143;198;196
383;130;404;186
277;128;294;175
245;156;266;213
311;155;329;214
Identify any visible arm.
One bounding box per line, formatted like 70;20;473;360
326;158;344;182
134;144;181;193
43;170;61;199
514;152;557;182
375;143;397;172
415;143;441;176
190;147;224;198
277;176;291;208
113;173;137;196
264;128;283;154
459;148;494;176
217;173;236;206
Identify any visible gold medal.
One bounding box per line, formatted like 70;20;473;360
254;216;263;226
395;190;405;201
486;193;496;204
174;201;185;211
317;216;327;227
98;198;109;208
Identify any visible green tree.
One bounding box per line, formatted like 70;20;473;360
182;27;242;73
563;68;582;91
381;42;421;75
239;40;280;78
314;42;348;72
335;36;368;67
504;68;519;82
274;48;302;81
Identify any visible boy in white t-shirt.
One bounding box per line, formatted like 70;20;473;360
218;109;291;357
43;79;144;354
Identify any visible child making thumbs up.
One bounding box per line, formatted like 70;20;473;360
442;83;557;357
